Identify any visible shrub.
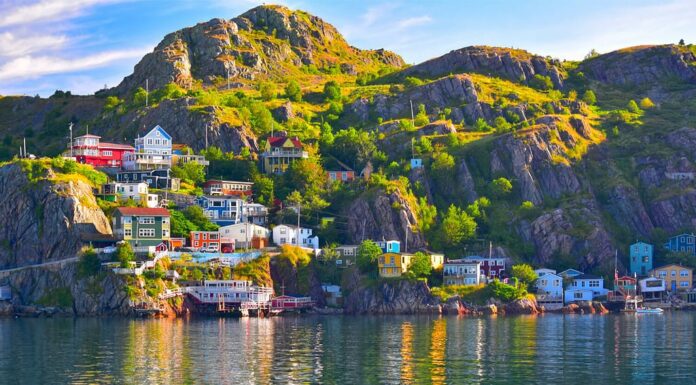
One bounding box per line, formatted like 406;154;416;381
258;81;276;101
323;80;341;101
78;248;101;277
491;177;513;197
357;240;382;273
285;80;302;102
414;104;429;126
627;100;642;114
529;74;553;90
639;97;655;109
474;118;492;132
582;90;596;105
408;252;433;278
116;243;135;268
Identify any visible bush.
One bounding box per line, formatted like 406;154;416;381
323;80;341;101
408;252;432;278
258;81;276;101
639;97;655;109
494;116;512;134
491;177;513;197
582;90;596;105
474;118;492;132
404;77;424;88
103;96;123;112
285;80;302;102
116;243;135;268
357;240;382;273
627;99;642;114
414;104;429;126
78;248;101;277
529;74;553;90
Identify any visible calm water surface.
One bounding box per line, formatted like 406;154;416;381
0;313;695;384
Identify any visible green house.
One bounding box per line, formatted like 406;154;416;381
113;207;170;248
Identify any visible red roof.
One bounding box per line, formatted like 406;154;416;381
99;142;135;150
115;207;170;216
618;276;637;282
268;136;302;148
76;134;101;139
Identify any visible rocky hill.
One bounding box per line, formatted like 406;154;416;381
114;5;404;94
0;5;695;278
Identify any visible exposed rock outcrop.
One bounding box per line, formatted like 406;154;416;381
114;5;404;94
342;269;440;314
346;188;426;251
393;46;564;88
579;45;696;88
0;163;111;269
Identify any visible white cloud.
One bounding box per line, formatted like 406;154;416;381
396;16;432;29
0;47;149;81
0;0;116;28
0;32;68;57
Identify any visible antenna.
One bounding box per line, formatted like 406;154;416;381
23;138;26;158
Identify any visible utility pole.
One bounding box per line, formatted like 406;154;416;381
68;122;73;158
205;124;209;149
410;99;415;128
404;222;408;253
296;202;301;247
145;79;149;107
226;67;230;91
23;138;27;159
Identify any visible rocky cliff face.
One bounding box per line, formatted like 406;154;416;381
0;161;132;316
0;163;111;269
346;188;427;251
579;45;696;88
115;5;404;94
342;269;440;314
392;46;564;88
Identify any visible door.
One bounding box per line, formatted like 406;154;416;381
672;281;677;292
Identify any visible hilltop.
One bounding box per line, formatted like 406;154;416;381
0;5;695;278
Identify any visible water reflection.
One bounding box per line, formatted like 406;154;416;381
1;313;696;384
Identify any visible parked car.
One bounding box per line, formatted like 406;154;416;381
175;247;197;252
201;246;219;253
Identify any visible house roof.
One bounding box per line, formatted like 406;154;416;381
142;125;172;140
76;134;101;139
268;135;302;148
573;274;602;280
618;276;636;282
115;207;170;216
560;269;584;276
204;179;253;185
99;142;135;150
652;264;693;271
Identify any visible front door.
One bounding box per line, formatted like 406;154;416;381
672;281;677;292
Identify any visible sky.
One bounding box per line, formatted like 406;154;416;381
1;0;694;97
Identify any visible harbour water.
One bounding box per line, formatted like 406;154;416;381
1;313;694;384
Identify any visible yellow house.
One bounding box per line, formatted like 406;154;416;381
651;264;693;292
262;135;309;174
429;253;444;271
378;252;444;278
379;253;413;278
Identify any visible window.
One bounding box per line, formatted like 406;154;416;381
680;282;689;287
138;217;155;224
589;280;599;288
102;150;112;157
155;139;160;145
574;292;583;299
122;217;132;224
672;270;676;277
139;228;155;237
147;139;153;145
162;229;169;237
681;270;689;277
124;228;132;237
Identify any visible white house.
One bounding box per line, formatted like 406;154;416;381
123;125;173;170
101;182;159;208
272;225;319;250
443;260;482;286
564;274;608;303
535;272;563;300
241;203;269;225
639;277;666;302
218;223;270;249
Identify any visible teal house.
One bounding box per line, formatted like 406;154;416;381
630;241;653;276
113;207;171;249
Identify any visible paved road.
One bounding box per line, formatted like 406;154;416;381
0;257;78;275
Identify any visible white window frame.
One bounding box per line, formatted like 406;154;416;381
138;228;155;237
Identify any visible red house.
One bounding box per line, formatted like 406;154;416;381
462;256;507;279
190;231;221;251
70;134;134;168
202;180;254;197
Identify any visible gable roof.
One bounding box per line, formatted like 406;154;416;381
574;273;602;280
268;136;302;148
99;142;135;150
76;134;101;139
115;207;170;216
560;268;584;276
652;264;693;271
143;125;172;141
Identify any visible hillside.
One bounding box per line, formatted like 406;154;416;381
0;5;695;278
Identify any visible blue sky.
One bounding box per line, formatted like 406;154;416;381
1;0;694;97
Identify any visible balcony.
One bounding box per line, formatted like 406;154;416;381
175;154;209;166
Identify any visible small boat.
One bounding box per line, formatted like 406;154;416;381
636;307;663;314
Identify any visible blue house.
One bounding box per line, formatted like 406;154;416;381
630;241;653;276
123;125;173;170
664;233;696;256
410;158;423;169
195;196;244;226
377;240;400;253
